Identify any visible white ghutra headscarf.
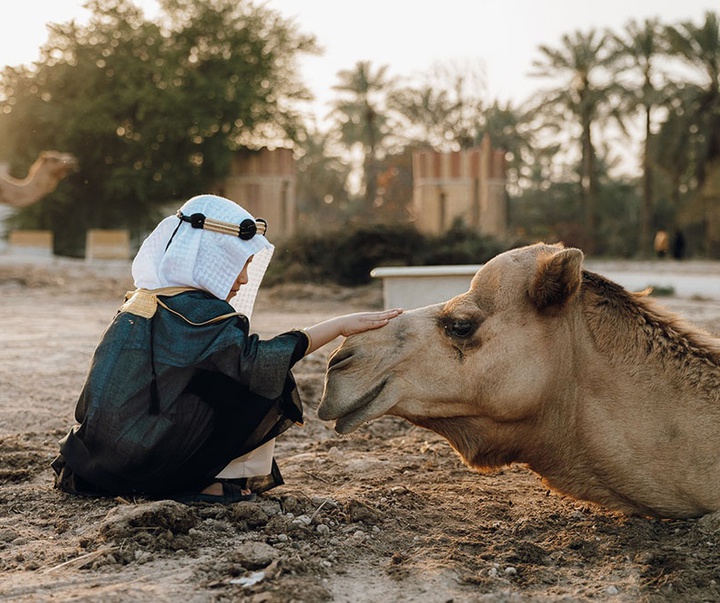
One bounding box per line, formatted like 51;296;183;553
132;194;274;319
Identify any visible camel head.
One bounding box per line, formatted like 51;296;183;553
319;243;583;444
319;242;720;517
34;151;79;179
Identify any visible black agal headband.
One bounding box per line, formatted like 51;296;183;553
176;210;267;240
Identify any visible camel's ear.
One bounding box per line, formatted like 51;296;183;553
528;247;584;312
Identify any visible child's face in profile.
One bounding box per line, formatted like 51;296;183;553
226;255;254;301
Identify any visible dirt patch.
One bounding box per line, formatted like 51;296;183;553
2;257;720;602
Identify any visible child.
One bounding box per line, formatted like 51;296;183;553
52;194;402;503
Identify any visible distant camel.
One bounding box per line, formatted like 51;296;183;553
0;151;78;208
319;243;720;519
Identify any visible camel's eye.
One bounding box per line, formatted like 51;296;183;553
445;320;474;338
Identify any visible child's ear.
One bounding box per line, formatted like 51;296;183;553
528;247;583;312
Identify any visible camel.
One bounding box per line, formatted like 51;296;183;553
318;243;720;519
0;151;78;208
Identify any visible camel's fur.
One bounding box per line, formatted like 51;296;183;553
0;151;78;208
318;243;720;518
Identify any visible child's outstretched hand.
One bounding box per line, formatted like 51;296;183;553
303;308;403;355
336;308;403;337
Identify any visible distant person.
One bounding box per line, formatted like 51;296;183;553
52;194;402;504
672;230;686;260
654;229;669;259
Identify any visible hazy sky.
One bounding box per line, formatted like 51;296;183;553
2;0;718;116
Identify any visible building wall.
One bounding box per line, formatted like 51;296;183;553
216;148;297;240
411;136;506;237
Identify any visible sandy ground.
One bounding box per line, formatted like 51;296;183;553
2;256;720;603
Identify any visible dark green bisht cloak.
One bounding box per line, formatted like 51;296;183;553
52;289;306;497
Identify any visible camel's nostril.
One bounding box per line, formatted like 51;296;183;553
328;349;353;370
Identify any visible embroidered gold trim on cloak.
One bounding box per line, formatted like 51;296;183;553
120;287;242;325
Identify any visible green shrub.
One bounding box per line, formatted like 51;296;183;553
423;222;507;266
264;231;337;286
332;224;426;285
267;222;508;287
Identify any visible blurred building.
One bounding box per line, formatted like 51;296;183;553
215;148;297;240
411;135;506;237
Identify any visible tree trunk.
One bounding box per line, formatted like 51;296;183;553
581;114;596;255
639;105;653;258
364;104;378;214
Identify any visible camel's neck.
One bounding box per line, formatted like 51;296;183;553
2;162;50;186
581;271;720;373
0;166;57;206
408;414;526;472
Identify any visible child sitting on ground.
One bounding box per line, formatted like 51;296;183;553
52;194;401;503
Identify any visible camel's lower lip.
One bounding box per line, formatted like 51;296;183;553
318;377;388;421
319;377;393;434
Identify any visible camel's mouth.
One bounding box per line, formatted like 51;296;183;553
61;157;80;173
318;376;395;434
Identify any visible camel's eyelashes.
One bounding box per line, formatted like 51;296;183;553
445;320;475;339
437;315;478;339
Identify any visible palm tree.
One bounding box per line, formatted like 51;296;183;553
610;18;667;257
389;60;486;152
658;11;720;254
294;122;352;226
529;29;624;254
389;84;462;151
662;12;720;185
475;100;538;195
330;61;395;214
